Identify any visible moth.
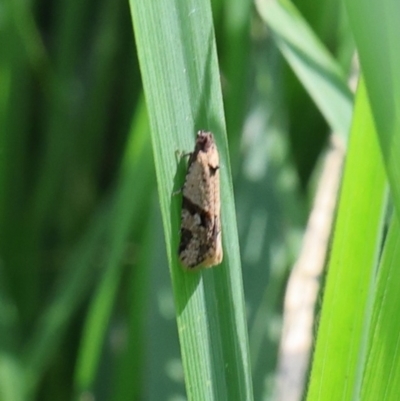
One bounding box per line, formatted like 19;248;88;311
178;130;223;269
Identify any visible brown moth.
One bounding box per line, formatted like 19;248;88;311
178;130;223;269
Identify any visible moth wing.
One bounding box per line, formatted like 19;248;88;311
179;150;222;269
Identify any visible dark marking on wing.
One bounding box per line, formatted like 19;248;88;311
209;165;219;176
182;196;212;228
179;228;193;254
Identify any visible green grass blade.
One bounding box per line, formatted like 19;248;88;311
306;78;387;401
345;0;400;218
255;0;353;141
112;208;155;401
73;98;154;392
361;216;400;400
129;0;253;399
221;0;252;158
22;203;112;394
0;356;24;401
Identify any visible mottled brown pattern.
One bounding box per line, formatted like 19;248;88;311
178;131;223;269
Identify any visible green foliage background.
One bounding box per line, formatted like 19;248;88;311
1;0;399;400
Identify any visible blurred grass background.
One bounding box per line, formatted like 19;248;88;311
1;0;399;400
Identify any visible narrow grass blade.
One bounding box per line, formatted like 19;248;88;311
360;217;400;400
345;0;400;218
129;0;253;399
306;79;387;401
255;0;353;141
22;203;112;394
73;98;154;392
0;356;24;401
221;0;252;158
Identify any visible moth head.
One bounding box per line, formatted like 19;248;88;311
196;130;214;152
